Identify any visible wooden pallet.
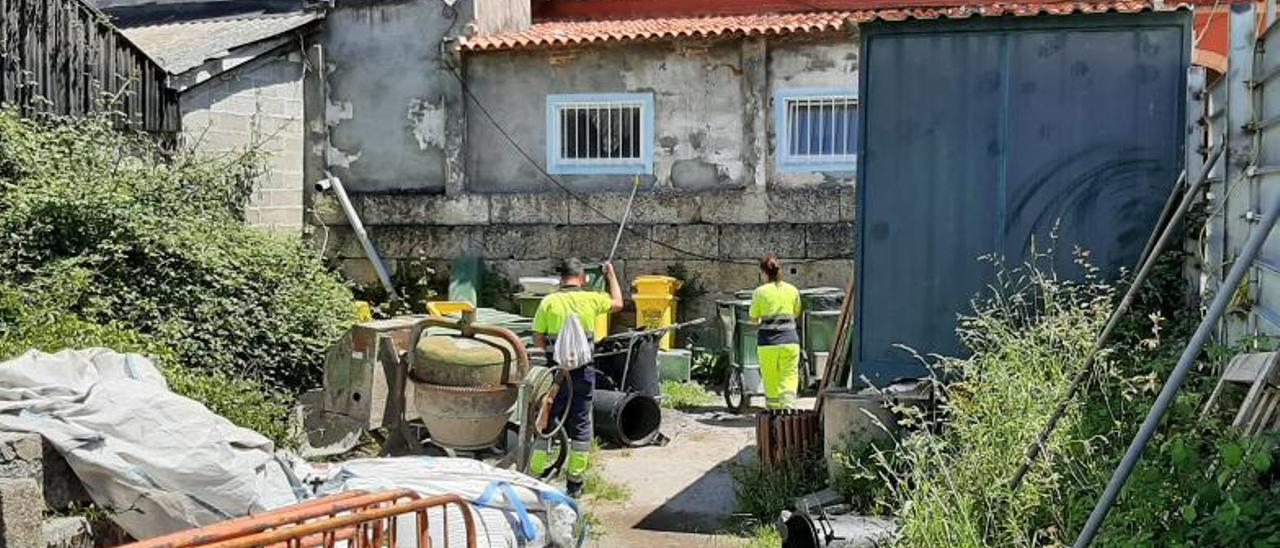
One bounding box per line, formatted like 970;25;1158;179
1199;351;1280;435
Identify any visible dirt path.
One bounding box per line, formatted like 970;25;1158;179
585;406;754;546
582;397;818;547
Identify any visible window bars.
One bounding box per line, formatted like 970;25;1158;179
547;93;652;174
776;90;858;172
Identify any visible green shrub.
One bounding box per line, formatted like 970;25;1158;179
0;110;353;391
0;282;294;445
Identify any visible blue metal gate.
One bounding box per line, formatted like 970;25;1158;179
854;13;1191;386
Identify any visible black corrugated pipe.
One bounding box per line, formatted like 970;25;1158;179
592;390;661;447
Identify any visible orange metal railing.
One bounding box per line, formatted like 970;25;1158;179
124;489;477;548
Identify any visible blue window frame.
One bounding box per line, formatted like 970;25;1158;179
546;93;654;175
774;88;858;173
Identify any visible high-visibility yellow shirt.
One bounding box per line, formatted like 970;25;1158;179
750;281;801;346
532;287;613;338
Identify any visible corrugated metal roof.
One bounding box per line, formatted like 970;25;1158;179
121;11;321;75
460;1;1164;52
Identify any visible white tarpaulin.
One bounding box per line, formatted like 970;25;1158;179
0;348;304;539
0;349;579;546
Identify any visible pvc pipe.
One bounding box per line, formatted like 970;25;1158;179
318;175;399;301
1074;170;1280;547
1011;144;1224;490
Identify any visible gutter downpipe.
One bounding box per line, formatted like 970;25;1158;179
316;175;399;301
1073;171;1280;547
312;40;399;301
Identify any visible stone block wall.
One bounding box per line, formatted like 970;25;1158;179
315;186;853;345
180;50;307;233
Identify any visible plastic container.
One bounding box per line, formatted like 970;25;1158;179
518;277;560;296
426;301;475;317
515;293;544;318
657;349;692;382
632;275;682;296
634;294;678;349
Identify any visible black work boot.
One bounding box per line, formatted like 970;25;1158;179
565;480;584;499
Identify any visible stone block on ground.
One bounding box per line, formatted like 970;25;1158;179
0;479;42;548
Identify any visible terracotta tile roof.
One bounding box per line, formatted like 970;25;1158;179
459;1;1160;52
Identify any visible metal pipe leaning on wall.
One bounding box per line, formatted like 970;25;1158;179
316;175;400;301
1073;163;1280;547
1010;142;1225;492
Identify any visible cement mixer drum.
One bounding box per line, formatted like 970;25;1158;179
410;329;522;450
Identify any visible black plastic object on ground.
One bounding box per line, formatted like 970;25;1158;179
592;390;662;447
594;331;661;397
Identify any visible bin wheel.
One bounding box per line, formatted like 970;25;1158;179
724;367;748;414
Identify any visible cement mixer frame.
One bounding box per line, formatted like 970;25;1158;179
308;311;570;477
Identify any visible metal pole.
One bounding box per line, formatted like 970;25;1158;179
1074;177;1280;547
607;175;641;264
320;175;400;301
1010;144;1224;490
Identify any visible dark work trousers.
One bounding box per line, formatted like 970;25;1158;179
547;365;595;447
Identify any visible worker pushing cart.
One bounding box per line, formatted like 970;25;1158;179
529;258;624;497
750;254;803;410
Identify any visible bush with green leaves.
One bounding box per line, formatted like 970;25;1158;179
0;109;354;391
868;246;1280;546
0;280;294;444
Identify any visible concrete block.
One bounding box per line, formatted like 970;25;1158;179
480;225;559;260
652;223;720;260
554;224;652;261
806;223;855;259
838;184;857;222
256;207;303;228
569;193;700;225
676;260;761;294
0;433;42;505
792;259;854;289
767;188;843;224
719;224;806;259
374;226;479;259
359;194;489;226
699;190;767;224
340;258;396;287
489;194;568;225
0;479;42;548
310;194;348;226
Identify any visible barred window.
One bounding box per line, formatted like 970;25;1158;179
547;94;653;175
776;89;858;172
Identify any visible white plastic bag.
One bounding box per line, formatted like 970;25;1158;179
552;315;592;370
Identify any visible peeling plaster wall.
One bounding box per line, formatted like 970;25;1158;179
319;0;469;193
465;41;749;193
767;36;860;188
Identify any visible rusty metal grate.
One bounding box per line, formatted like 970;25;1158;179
755;409;822;467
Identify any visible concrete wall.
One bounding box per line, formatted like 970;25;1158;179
181;48;307;232
317;0;470;194
309;12;860;341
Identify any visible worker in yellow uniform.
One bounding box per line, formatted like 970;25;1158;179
750;254;802;409
529;258;623;497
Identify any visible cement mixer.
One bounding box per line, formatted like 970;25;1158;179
303;310;569;476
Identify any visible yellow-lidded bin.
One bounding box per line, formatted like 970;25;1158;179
426;301;475;317
633;275;682;297
634;294;678;349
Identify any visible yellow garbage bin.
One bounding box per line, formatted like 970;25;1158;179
632;275;682;349
634;295;678;349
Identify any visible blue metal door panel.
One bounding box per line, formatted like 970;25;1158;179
856;14;1190;386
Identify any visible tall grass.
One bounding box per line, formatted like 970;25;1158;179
882;250;1112;546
